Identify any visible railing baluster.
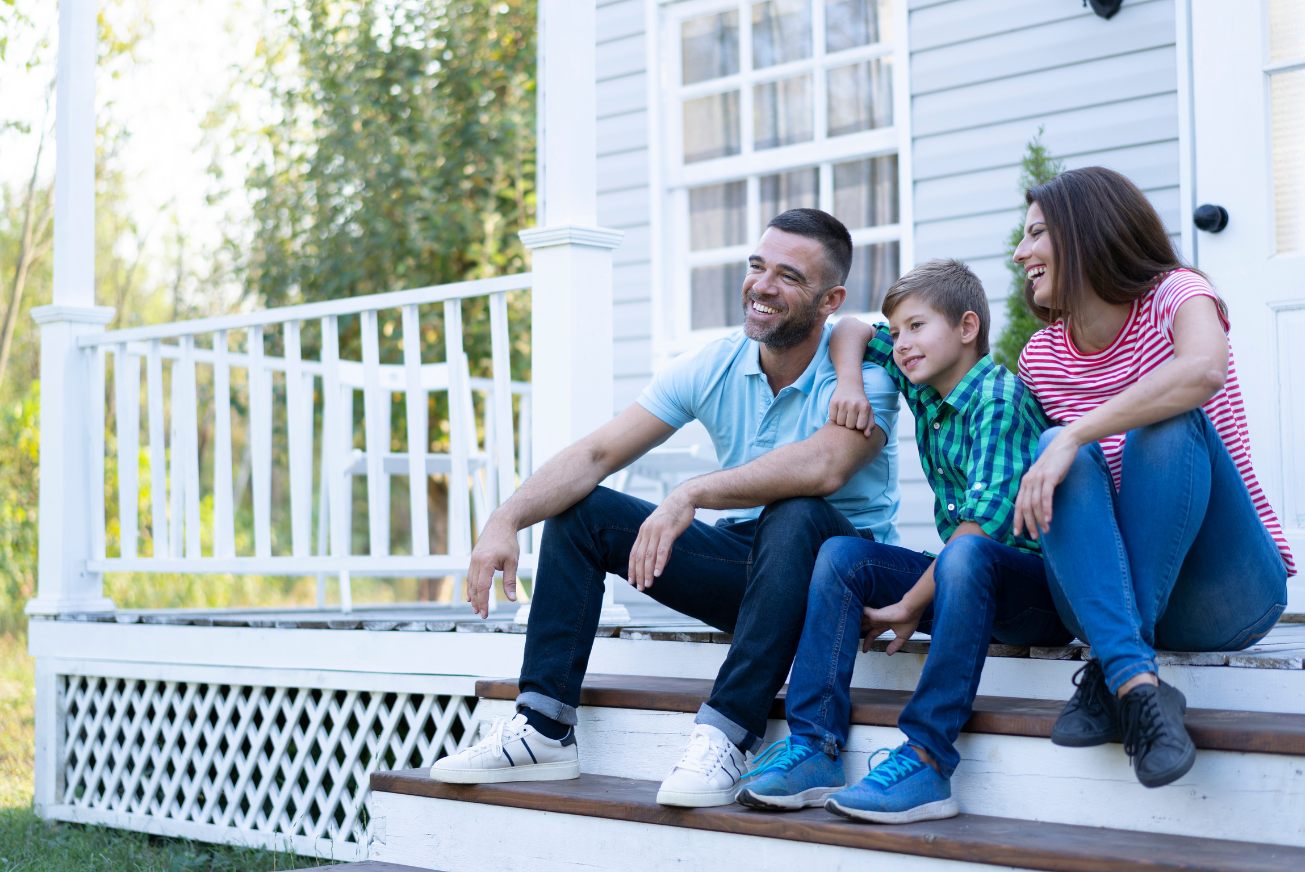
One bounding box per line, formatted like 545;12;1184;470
401;304;430;558
179;336;201;558
360;309;388;558
89;347;106;561
284;320;311;558
113;344;140;559
321;316;352;611
489;291;516;507
168;356;184;559
146;340;168;554
212;331;235;558
444;300;471;560
248;325;271;559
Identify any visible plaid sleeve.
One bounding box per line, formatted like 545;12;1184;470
863;325;911;394
956;396;1031;543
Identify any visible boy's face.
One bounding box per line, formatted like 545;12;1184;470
887;298;978;392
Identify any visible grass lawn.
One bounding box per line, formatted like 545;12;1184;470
0;634;334;871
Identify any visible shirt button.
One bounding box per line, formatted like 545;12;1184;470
947;503;955;511
936;467;944;474
933;422;940;430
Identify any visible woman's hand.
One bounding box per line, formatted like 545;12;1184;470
1013;430;1080;539
830;382;875;436
862;597;926;654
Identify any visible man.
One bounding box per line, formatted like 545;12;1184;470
429;208;901;808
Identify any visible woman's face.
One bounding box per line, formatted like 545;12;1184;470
1013;202;1054;308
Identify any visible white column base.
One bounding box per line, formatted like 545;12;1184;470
25;596;116;617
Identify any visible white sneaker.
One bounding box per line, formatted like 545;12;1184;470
655;724;748;807
428;713;580;784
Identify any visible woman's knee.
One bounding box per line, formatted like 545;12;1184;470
1036;426;1064;459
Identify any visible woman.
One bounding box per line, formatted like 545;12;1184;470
1011;167;1293;789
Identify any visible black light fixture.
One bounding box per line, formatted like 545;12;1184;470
1086;0;1124;19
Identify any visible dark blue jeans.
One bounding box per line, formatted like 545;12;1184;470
1039;410;1288;694
517;486;869;751
786;535;1070;778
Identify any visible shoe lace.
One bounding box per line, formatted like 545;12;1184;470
746;737;810;778
676;727;726;775
1120;690;1163;760
863;744;924;789
1068;660;1112;716
481;715;522;760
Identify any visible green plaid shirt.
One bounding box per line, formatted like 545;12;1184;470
865;326;1048;554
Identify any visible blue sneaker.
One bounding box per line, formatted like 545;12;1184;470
735;736;845;811
824;744;959;824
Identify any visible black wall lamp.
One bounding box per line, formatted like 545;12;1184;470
1086;0;1124;19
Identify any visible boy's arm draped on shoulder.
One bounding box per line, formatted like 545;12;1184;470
829;318;878;434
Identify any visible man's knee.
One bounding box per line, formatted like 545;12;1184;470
545;486;646;539
755;496;839;536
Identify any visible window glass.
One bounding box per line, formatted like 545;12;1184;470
827;59;893;136
752;0;812;69
833;155;898;228
825;0;891;53
682;11;740;85
692;263;748;329
1269;0;1305;64
1272;69;1305;253
759;169;819;227
684;91;742;163
689;182;748;251
754;75;814;150
844;242;899;312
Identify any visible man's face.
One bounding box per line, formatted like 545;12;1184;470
741;228;844;349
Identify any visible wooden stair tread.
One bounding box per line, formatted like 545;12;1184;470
370;770;1305;872
476;674;1305;756
325;863;435;871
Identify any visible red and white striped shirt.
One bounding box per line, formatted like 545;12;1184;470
1019;269;1295;576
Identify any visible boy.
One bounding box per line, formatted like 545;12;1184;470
735;259;1071;823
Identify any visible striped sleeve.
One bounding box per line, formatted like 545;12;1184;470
1152;271;1230;342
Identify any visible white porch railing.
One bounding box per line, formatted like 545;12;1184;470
75;273;535;612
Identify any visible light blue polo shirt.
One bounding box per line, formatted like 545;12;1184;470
637;323;901;544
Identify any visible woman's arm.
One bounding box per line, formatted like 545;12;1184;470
1013;295;1228;538
829;318;877;434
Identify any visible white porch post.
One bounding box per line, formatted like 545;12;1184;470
26;0;116;618
516;0;627;624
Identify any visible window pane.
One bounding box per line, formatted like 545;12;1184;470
684;91;742;163
827;59;893;136
844;242;899;312
1270;0;1305;64
826;0;892;53
752;0;812;69
1273;70;1305;253
690;182;748;251
754;74;814;150
759;169;819;227
692;263;748;329
682;10;740;85
833;155;898;228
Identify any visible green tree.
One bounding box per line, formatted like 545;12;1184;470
992;129;1065;372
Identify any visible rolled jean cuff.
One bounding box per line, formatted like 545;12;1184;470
516;691;578;727
1104;658;1157;696
695;703;760;753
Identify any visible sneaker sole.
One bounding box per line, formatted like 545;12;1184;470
825;796;959;825
1136;742;1196;788
655;785;741;808
428;759;580;784
737;785;844;811
1050;726;1119;748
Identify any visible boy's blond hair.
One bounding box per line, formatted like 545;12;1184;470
882;258;991;356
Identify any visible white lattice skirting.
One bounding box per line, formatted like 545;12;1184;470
48;674;484;862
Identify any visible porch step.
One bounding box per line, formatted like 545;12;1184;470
327;864;435;871
367;770;1305;872
472;675;1305;847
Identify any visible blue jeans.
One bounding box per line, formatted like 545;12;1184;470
1039;410;1288;694
786;535;1070;778
517;486;871;751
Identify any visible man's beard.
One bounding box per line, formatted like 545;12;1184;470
741;291;824;350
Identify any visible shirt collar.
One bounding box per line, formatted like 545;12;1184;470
742;323;831;395
941;354;998;413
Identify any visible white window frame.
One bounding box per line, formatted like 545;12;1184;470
654;0;913;357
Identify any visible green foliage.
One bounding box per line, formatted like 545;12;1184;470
0;384;37;637
992;129;1065;372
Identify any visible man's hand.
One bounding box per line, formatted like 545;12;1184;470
627;488;696;591
862;597;926;654
830;381;875;437
465;519;520;618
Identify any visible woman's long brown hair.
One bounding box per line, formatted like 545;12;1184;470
1023;166;1216;325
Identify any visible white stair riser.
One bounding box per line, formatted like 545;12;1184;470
367;790;1021;872
474;701;1305;847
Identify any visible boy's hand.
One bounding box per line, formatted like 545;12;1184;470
830;382;875;437
862;598;925;654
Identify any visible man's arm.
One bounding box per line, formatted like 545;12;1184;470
627;420;886;589
465;403;676;616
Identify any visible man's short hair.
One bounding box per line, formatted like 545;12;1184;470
766;208;854;288
882;258;991;357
